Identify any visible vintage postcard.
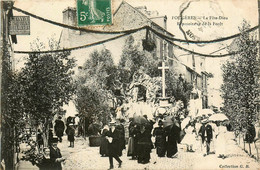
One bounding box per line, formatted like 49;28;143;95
1;0;259;169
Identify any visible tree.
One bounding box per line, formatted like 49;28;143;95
221;21;259;131
119;35;193;109
75;48;116;131
119;35;144;74
2;72;25;170
20;38;76;130
166;69;193;109
117;35;161;101
119;35;161;79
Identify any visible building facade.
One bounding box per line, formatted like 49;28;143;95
61;1;209;116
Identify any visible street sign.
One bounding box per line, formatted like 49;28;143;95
9;16;30;35
77;0;112;26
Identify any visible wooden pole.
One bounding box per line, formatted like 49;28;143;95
254;142;259;160
249;142;252;155
238;132;240;145
83;117;86;139
243;134;246;150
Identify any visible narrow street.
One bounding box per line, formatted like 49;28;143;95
2;1;259;170
54;132;259;170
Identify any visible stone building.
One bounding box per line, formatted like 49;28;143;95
61;1;209;116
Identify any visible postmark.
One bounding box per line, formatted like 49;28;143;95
77;0;112;26
172;0;228;46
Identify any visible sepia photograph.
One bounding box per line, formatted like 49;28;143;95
1;0;260;169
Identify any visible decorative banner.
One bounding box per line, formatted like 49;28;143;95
77;0;112;26
9;16;30;35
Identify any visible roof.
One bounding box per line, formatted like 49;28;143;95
104;1;174;37
186;65;201;76
111;2;208;77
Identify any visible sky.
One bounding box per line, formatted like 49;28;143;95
12;0;259;113
13;0;258;70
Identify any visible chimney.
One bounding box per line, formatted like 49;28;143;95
136;6;147;14
62;7;77;48
164;15;167;30
63;7;77;26
150;15;167;30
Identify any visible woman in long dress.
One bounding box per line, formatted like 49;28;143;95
66;124;75;147
136;124;152;164
116;121;126;157
164;122;181;158
100;125;109;157
127;120;139;160
215;122;227;159
153;120;166;157
181;123;196;152
195;119;203;151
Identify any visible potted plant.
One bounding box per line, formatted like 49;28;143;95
88;122;102;147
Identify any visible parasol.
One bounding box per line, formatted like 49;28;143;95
209;113;228;121
158;107;167;114
200;109;215;116
133;115;149;125
181;117;190;129
195;108;215;118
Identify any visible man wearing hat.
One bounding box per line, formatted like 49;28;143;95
199;119;213;156
106;120;122;169
54;116;65;142
49;136;65;170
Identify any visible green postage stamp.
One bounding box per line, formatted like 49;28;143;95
77;0;112;26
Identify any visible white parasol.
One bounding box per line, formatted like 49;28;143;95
209;113;228;121
181;117;191;129
196;108;215;117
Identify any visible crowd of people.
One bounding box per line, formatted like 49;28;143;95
29;115;78;170
27;112;257;170
98;115;182;169
97;113;243;169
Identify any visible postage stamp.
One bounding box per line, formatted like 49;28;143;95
77;0;112;26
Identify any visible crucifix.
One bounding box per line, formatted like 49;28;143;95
158;61;169;98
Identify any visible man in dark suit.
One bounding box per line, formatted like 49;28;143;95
116;119;126;157
106;120;122;169
199;119;213;156
49;136;65;170
54;116;65;142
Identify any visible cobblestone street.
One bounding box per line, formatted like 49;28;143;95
53;132;259;170
17;131;260;170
